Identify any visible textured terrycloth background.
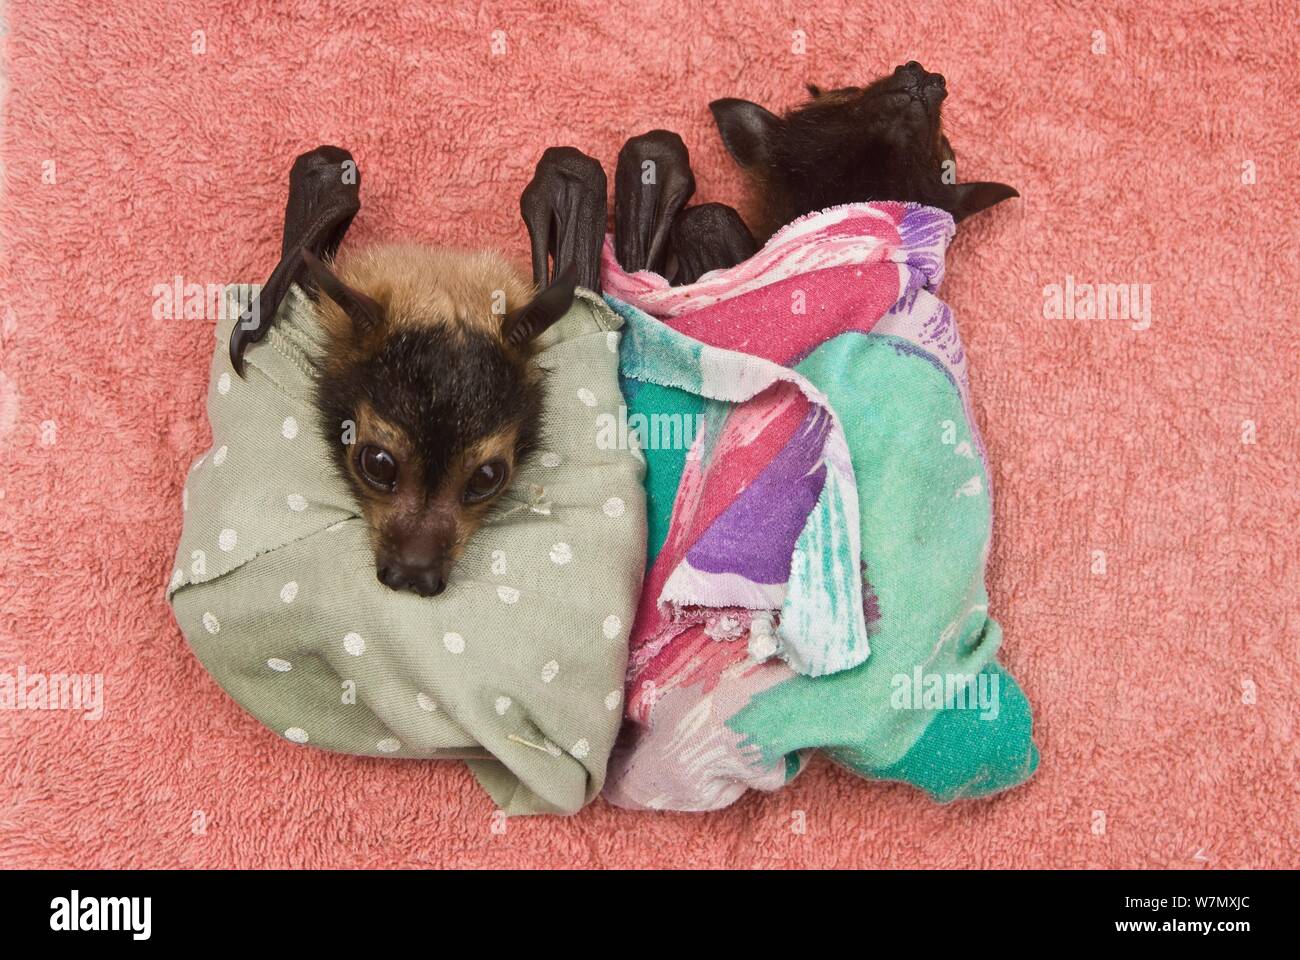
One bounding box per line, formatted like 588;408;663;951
0;0;1295;868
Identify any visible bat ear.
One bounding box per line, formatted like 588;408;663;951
300;248;383;333
806;83;823;98
709;98;780;169
945;181;1020;223
503;264;577;347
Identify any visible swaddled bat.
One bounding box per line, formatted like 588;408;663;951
230;145;605;597
613;61;1018;281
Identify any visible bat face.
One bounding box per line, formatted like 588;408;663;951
308;245;575;597
323;329;537;597
711;62;1017;239
799;62;952;194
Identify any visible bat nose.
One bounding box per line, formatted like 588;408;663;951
378;562;447;597
379;521;455;597
895;61;946;95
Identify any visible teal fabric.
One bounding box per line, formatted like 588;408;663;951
617;376;702;562
728;333;1001;762
622;329;1037;802
847;663;1040;801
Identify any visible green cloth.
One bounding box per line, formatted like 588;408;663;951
621;330;1037;804
168;285;646;815
737;332;1037;797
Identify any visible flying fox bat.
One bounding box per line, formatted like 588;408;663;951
228;145;600;597
611;61;1018;282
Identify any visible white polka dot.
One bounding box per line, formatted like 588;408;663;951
442;631;465;654
494;695;512;715
539;451;561;468
212;445;228;466
577;388;597;407
281;416;299;440
571;738;590;759
285;727;309;744
218;528;237;552
417;692;437;712
217;372;231;395
497;585;520;604
606;331;619;353
490;550;508;575
343;632;365;656
279;581;298;604
201;612;220;634
541;660;559;683
549;542;573;565
603;497;625;518
604;690;621;711
602;614;622;640
267;658;292;672
286;494;307;512
376;737;401;753
168;569;184;591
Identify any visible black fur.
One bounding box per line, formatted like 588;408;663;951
670;203;758;284
605;63;1018;289
314;327;542;500
711;62;1018;234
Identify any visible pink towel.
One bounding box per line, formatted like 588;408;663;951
1;0;1294;868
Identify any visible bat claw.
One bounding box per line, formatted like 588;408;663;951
228;313;256;376
229;145;360;376
614;130;696;276
520;146;607;292
669;202;757;285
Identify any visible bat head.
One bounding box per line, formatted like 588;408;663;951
710;62;1018;238
307;245;575;597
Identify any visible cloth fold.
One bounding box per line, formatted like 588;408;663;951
600;202;1038;811
612;296;871;677
167;285;647;816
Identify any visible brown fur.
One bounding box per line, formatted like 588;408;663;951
314;244;537;366
309;243;565;596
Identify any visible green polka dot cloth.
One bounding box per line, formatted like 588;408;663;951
167;284;647;816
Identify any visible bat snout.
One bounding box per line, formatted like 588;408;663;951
893;62;945;91
376;521;457;598
377;558;448;597
886;62;947;113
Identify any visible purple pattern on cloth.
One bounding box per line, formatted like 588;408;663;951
897;205;953;285
602;201;964;682
685;405;831;583
598;200;1025;812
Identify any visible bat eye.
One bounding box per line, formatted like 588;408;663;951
463;459;508;503
358;445;398;491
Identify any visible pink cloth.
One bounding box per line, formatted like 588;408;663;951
0;0;1295;867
